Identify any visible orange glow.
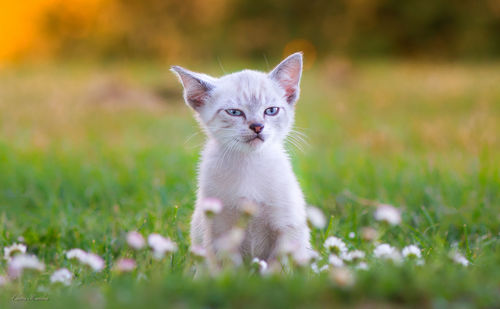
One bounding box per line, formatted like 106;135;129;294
283;39;317;70
0;0;102;63
0;0;54;62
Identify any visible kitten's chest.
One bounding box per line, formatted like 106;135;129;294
199;151;289;205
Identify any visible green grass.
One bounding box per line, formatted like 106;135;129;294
0;60;499;308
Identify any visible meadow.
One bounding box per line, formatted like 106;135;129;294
0;60;499;308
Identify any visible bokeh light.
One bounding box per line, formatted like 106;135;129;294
283;39;317;70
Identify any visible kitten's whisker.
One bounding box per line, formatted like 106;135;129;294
263;53;270;71
217;56;227;75
285;136;305;153
292;125;310;132
217;138;238;170
290;131;308;141
290;135;306;150
184;131;201;145
286;133;308;152
207;127;241;135
284;142;298;156
288;130;309;149
289;128;309;139
289;135;306;143
187;141;206;150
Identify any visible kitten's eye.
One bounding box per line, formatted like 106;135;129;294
225;109;244;117
264;107;279;116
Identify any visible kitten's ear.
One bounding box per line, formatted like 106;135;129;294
269;52;303;104
171;66;216;110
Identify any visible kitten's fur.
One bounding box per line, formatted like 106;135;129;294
171;53;311;262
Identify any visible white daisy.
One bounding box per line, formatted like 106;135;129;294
148;234;178;260
8;254;45;278
3;243;27;261
341;250;366;262
311;262;329;274
311;263;319;273
66;249;105;271
251;257;268;274
373;243;402;263
126;231;145;250
328;254;345;268
215;228;245;266
323;236;347;254
137;272;147;281
114;258;136;272
50;268;72;285
348;232;356;239
330;268;355;287
451;252;469;267
190;245;207;259
241;199;258;217
298;249;321;266
277;241;315;266
215;231;245;266
356;262;369;270
402;245;422;259
306;206;327;229
66;248;88;260
84;253;105;271
361;227;378;241
200;197;222;217
309;250;321;262
0;275;9;286
374;204;402;225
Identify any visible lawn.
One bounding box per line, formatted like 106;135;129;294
0;60;499;308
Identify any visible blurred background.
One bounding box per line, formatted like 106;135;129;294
0;0;498;213
0;0;499;172
2;0;500;65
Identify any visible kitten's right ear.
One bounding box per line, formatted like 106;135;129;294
171;66;216;110
269;52;303;105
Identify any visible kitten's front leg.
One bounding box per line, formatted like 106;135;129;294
269;223;312;263
190;206;205;247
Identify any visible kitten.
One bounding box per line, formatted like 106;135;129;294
171;53;311;263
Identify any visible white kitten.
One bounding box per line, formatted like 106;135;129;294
171;53;311;262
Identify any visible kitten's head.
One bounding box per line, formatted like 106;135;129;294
171;53;303;152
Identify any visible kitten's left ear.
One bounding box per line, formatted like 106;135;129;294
171;66;216;110
269;52;303;104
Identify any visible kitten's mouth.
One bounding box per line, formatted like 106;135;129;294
246;135;265;143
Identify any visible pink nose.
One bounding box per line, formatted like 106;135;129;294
249;123;264;134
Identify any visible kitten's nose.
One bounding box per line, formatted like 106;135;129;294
249;123;264;134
